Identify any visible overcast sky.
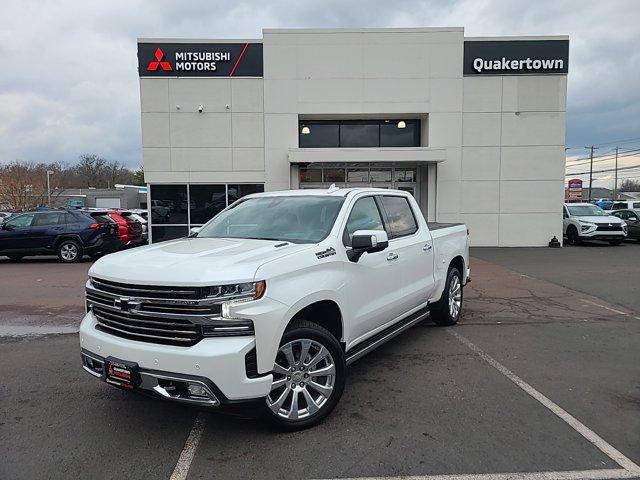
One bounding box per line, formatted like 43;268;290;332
1;0;639;188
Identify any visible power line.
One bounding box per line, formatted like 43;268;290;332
565;150;640;169
566;147;640;165
565;163;640;176
566;136;640;150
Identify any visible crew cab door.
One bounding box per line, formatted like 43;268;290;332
0;213;36;252
378;195;435;313
341;195;405;342
30;212;66;250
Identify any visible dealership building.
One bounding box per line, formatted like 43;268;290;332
138;27;569;246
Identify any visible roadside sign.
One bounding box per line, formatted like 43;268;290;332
567;178;583;200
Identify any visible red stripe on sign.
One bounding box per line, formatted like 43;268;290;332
229;42;249;76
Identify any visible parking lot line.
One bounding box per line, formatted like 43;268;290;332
579;299;629;316
448;330;640;476
169;412;207;480
321;467;638;480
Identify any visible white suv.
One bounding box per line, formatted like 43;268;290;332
563;203;627;245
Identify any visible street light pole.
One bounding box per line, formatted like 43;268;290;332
585;146;599;202
613;146;619;200
46;170;54;206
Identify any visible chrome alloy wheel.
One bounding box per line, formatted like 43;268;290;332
60;243;78;261
266;339;336;420
448;275;462;319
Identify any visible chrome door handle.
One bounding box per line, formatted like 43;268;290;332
423;244;432;251
387;252;399;261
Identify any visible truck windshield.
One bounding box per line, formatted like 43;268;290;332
567;205;608;217
197;196;345;244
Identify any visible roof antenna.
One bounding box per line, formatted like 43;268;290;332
327;183;339;193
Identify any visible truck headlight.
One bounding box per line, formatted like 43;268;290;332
219;280;266;320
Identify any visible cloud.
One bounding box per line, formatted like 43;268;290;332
0;0;639;168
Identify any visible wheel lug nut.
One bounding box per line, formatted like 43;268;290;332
299;382;304;387
304;373;308;378
287;376;291;380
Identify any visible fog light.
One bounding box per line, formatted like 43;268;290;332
187;383;209;397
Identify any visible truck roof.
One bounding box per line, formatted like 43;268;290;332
248;187;410;198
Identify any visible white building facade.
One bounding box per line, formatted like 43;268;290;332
139;28;568;246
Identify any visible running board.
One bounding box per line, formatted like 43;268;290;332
345;307;430;365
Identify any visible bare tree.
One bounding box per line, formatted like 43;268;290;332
0;161;52;210
619;179;640;192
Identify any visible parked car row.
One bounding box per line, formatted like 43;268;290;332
563;202;640;245
0;208;147;263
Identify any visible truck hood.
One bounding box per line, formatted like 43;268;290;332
574;216;624;224
89;237;313;285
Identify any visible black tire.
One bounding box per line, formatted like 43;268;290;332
6;254;24;261
430;267;463;326
263;319;346;431
566;226;581;245
608;239;623;246
57;239;83;263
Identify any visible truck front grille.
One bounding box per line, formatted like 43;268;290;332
86;277;227;347
93;306;201;346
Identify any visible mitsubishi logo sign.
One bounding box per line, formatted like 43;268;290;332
147;48;173;72
138;42;263;77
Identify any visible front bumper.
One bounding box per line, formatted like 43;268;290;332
79;311;273;403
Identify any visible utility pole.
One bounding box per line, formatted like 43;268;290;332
46;170;54;206
585;146;599;202
613;146;619;200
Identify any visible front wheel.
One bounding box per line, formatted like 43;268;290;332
264;320;345;431
566;226;581;245
430;267;463;326
57;240;83;263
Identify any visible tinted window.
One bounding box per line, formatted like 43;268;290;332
198;196;344;244
379;196;418;238
6;213;35;228
612;203;626;209
149;184;187;224
189;184;226;225
634;203;640;209
90;214;112;224
299;120;421;148
227;184;265;205
380;120;420;147
33;212;63;226
323;168;345;183
630;212;640;220
612;211;627;219
299;169;322;183
340;121;379;147
299;122;339;148
151;226;188;242
343;197;385;246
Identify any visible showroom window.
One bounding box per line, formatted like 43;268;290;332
299;120;421;148
149;183;264;243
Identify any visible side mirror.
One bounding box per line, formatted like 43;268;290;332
348;230;389;262
188;227;201;237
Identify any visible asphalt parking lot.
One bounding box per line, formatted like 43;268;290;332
1;247;639;480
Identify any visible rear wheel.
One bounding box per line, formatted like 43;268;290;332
264;320;345;431
566;226;581;245
430;267;463;326
608;239;623;246
57;240;83;263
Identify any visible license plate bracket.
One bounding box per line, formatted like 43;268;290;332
104;356;141;389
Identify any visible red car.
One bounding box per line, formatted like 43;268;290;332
108;210;143;248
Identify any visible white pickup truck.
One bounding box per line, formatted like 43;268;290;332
80;187;470;429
